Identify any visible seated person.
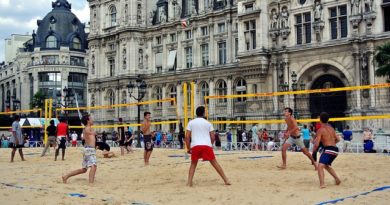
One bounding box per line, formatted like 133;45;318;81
96;140;115;158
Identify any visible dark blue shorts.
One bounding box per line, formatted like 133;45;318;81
319;146;339;166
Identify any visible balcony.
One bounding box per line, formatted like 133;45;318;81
27;61;87;68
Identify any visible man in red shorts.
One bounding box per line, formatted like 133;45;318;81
185;106;231;187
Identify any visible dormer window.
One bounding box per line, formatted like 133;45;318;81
46;35;57;48
245;4;253;11
110;6;117;27
72;37;81;49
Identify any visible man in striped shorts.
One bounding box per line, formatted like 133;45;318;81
312;112;341;188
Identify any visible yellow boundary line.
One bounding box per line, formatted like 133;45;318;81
210;114;390;124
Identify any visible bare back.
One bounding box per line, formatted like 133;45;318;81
141;120;151;135
83;126;96;147
317;124;339;147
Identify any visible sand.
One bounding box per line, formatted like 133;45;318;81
0;147;389;205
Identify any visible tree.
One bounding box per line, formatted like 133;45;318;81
31;91;45;110
375;42;390;78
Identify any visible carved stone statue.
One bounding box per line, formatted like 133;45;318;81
174;2;181;18
191;0;197;15
280;7;289;29
138;49;143;67
314;1;323;22
160;9;167;23
270;9;278;30
137;4;142;24
122;48;127;69
149;11;155;25
351;0;360;16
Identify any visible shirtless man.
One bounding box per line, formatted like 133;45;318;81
278;107;317;170
142;112;153;165
312;112;341;188
62;114;97;184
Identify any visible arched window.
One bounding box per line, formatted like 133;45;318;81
199;81;209;105
168;85;177;105
154;87;162;107
235;78;247;102
121;91;127;104
216;80;227;103
72;37;81;49
110;6;117;26
91;55;95;74
107;90;115;106
46;35;57;48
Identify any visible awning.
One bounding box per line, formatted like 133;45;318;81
27;118;42;127
155;52;162;67
19;119;26;127
167;50;177;70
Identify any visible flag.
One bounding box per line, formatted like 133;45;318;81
181;19;188;28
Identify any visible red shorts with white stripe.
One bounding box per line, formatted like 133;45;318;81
191;145;215;161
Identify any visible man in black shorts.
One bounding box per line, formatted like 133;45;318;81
118;118;126;156
10;115;25;162
142;112;153;165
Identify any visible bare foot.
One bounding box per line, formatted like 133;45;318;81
313;162;318;171
320;184;326;189
10;160;14;163
335;179;341;185
187;182;193;187
62;176;67;184
224;180;232;185
277;165;286;170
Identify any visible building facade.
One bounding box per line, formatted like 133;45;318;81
0;0;88;120
4;34;32;64
87;0;390;132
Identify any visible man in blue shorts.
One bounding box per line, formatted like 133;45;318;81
312;112;341;188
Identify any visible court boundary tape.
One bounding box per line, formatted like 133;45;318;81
316;186;390;205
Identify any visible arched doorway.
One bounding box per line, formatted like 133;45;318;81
310;74;347;131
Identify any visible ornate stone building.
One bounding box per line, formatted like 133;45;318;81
0;0;88;123
87;0;390;131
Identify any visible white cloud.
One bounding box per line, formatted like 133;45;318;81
0;0;10;7
72;3;90;24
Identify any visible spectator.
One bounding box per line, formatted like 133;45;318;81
363;127;375;153
71;131;78;147
156;131;162;147
226;130;232;151
56;117;69;161
10;115;25;162
40;120;57;157
301;125;311;149
251;125;259;151
178;123;185;149
215;130;221;150
342;125;353;152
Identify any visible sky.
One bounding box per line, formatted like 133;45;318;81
0;0;90;62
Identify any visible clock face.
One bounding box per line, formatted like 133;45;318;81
57;2;61;6
299;0;306;5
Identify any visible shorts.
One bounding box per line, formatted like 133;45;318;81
82;147;97;169
286;135;305;149
144;135;153;151
191;145;216;161
72;140;77;145
252;136;259;145
9;142;24;149
215;141;221;147
48;136;57;146
125;139;133;147
343;140;351;149
119;139;125;146
57;136;67;149
319;146;339;166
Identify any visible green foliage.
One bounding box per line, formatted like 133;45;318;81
30;91;45;109
375;43;390;78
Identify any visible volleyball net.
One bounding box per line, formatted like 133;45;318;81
0;108;43;130
204;83;390;131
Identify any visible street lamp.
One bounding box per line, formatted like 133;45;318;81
56;86;74;118
279;71;306;119
127;75;147;148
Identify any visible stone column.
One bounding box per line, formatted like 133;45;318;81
177;30;183;69
209;24;215;65
227;76;233;118
32;72;39;95
272;60;278;112
283;61;289;108
208;78;215;118
162;84;168;131
353;49;361;109
193;82;198;117
367;48;376;108
227;19;232;64
176;82;183;122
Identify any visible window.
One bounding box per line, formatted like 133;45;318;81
122;91;127;104
156;36;162;45
70;56;84;66
107;90;115;106
170;33;176;42
72;37;81;49
329;5;348;39
154;87;162;107
167;50;177;71
216;117;227;131
110;6;117;26
245;4;254;11
109;43;115;51
109;59;115;76
201;26;208;36
216;80;227;103
185;47;193;68
296;12;311;44
235;78;247;102
169;86;177;105
185;30;192;39
46;35;57;48
91;94;95;106
203;0;209;11
218;41;226;64
383;2;390;31
155;52;162;72
218;23;225;33
200;82;209;105
201;44;209;66
42;55;59;64
244;20;256;50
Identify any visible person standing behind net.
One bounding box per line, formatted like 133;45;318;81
41;120;57;157
10;115;25;162
301;125;311;149
185;106;231;187
118;118;127;156
55;117;69;161
342;125;353;152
